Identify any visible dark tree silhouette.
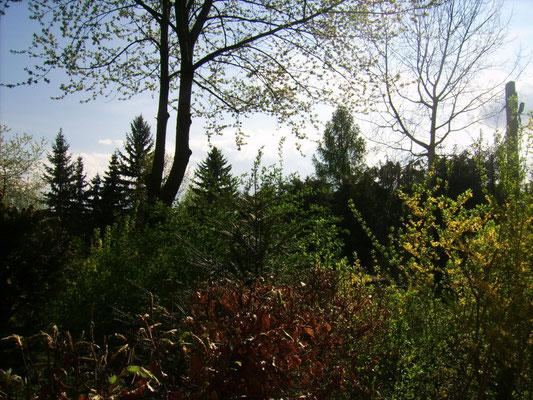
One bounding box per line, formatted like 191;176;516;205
119;115;154;208
43;130;76;218
72;157;89;217
191;146;238;208
101;152;125;221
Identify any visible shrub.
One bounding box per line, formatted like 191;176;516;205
0;203;73;339
1;268;389;399
53;203;197;337
179;268;387;398
367;176;533;398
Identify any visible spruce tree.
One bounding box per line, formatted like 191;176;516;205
87;173;104;226
101;152;124;221
44;130;76;217
72;156;89;218
192;146;238;207
119;115;153;208
313;106;366;188
88;174;102;213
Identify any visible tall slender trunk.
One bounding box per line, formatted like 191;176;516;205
160;67;193;205
505;81;520;191
153;0;214;204
428;104;438;170
147;0;170;200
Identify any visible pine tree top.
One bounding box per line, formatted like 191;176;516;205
192;146;238;205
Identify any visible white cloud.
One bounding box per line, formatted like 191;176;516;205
77;152;112;179
98;138;124;147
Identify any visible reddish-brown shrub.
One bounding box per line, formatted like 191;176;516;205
178;268;388;399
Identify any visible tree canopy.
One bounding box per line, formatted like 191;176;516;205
1;0;435;203
0;127;46;208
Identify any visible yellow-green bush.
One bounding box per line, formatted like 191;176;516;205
363;173;533;398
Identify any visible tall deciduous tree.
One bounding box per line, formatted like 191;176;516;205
313;106;366;188
43;130;76;217
0;126;47;208
2;0;433;204
119;115;154;208
369;0;514;169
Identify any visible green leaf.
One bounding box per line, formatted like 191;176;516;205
108;375;118;384
126;365;139;374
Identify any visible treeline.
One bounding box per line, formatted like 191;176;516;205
1;107;532;399
40;115;154;233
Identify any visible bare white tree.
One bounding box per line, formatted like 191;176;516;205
368;0;520;168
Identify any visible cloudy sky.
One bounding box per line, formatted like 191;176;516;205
1;0;533;183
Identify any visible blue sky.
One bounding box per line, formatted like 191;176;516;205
1;0;533;182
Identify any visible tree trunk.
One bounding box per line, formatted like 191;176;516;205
428;103;438;170
147;0;170;201
505;81;519;154
427;145;437;171
159;67;194;205
505;81;520;189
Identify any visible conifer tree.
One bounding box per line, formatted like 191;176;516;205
119;115;153;207
313;107;366;189
87;173;104;226
88;174;102;213
101;152;124;221
72;156;89;218
191;146;238;207
43;130;76;217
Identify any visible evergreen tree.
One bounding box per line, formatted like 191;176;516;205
87;173;104;226
71;156;89;218
43;130;76;217
88;174;102;214
119;115;154;208
191;146;238;207
313;107;366;188
101;152;124;221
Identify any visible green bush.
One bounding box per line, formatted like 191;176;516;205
53;203;199;337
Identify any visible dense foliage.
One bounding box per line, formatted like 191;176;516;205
2;131;532;398
1;0;531;395
0;128;46;208
0;202;72;341
2;102;533;399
